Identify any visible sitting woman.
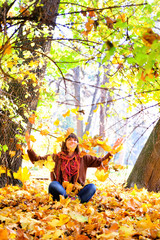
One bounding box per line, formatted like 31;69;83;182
26;132;112;203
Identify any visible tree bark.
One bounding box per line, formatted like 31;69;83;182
126;119;160;192
73;67;83;137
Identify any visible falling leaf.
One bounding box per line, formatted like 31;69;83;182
40;129;50;136
64;128;74;139
13;167;30;185
112;137;124;151
62;110;70;118
71;107;79;115
28;114;36;124
95;168;109;182
54;119;60;126
22;153;30;161
93;105;99;112
30;135;36;142
78;115;84;120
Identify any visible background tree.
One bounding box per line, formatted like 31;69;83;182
126;118;160;192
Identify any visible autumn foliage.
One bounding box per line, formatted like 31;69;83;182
1;178;160;239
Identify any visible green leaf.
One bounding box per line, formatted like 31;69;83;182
3;145;8;152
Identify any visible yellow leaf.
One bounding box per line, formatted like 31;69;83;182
40;129;50;136
119;225;136;238
30;135;36;142
64;128;74;139
44;157;55;171
78;115;84;121
85;122;89;125
63;181;74;194
62;110;70;118
95;169;109;182
59;214;70;226
22;153;30;161
71;107;79;115
9;151;16;158
13;167;30;184
93;105;99;112
54;119;60;126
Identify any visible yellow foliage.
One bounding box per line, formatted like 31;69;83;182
13;167;30;185
9;151;16;158
54;119;60;126
40;129;50;136
95;168;109;182
71;107;79;115
78;115;84;120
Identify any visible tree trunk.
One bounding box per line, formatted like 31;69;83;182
0;0;60;187
73;67;83;138
84;70;100;134
126;119;160;192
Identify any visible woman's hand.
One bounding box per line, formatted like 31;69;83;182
25;131;31;150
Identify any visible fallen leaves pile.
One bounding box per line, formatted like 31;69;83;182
1;178;160;240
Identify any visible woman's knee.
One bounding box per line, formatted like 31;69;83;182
48;181;61;193
88;183;96;193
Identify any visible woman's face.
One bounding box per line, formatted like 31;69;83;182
66;137;78;153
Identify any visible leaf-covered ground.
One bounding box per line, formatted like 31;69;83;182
1;178;160;240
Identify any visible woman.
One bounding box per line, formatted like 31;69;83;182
26;132;112;203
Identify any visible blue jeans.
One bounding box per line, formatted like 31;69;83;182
48;181;96;203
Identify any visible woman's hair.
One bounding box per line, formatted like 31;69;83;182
61;133;80;154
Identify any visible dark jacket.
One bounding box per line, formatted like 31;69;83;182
27;149;112;185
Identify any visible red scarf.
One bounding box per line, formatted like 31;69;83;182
57;152;80;183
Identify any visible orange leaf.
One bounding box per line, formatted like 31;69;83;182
20;6;30;16
0;228;8;240
40;129;50;136
87;8;96;18
117;13;126;22
16;144;22;151
85;19;94;32
4;42;12;55
112;137;124;150
62;110;70;118
28;114;36;124
9;151;16;158
105;16;116;29
76;235;90;240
